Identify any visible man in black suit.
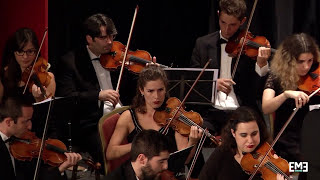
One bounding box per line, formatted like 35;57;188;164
55;13;120;168
0;98;82;180
105;129;170;180
190;0;271;135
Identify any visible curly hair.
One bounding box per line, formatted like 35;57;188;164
270;33;320;90
220;106;270;154
219;0;247;20
131;65;168;114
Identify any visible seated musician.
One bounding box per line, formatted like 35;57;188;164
106;65;204;178
199;106;288;180
190;0;271;136
262;33;320;179
105;129;170;180
0;97;82;180
1;27;55;103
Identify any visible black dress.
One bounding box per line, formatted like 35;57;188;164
199;147;262;180
264;73;319;162
126;108;204;178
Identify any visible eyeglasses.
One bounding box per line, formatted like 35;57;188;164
15;49;37;56
97;34;116;41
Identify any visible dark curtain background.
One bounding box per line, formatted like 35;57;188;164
48;0;320;70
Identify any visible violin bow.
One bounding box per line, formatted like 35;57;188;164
163;59;212;133
23;28;48;97
185;128;208;180
33;96;55;180
115;5;139;93
231;0;258;79
248;87;320;180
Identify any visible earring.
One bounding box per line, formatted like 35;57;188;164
141;94;144;97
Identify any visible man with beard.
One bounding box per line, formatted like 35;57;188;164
105;129;170;180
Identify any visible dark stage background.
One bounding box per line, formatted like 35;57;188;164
48;0;320;70
1;0;319;104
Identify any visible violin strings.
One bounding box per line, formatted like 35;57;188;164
179;114;215;138
246;40;262;49
264;161;290;179
179;114;202;129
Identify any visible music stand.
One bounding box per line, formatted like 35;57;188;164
32;96;76;151
164;68;218;106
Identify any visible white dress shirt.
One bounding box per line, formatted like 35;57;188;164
87;47;121;114
214;31;269;110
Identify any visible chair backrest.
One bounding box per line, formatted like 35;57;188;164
98;106;130;175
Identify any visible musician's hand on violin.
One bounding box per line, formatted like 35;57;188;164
146;56;159;67
99;89;120;106
188;126;203;146
277;174;291;180
217;78;236;94
284;90;309;108
31;84;46;99
257;47;271;68
58;152;82;172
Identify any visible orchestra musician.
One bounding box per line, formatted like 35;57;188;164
199;106;287;180
190;0;271;136
0;97;82;180
104;129;171;180
262;33;320;167
0;28;56;103
106;65;204;178
55;13;121;170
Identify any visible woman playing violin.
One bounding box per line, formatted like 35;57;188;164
262;33;320;164
199;106;287;180
0;28;56;103
106;65;204;178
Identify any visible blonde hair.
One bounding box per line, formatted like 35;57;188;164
270;33;320;90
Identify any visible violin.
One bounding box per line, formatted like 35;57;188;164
161;170;178;180
100;41;168;73
240;142;290;180
154;97;221;146
299;64;320;96
21;57;52;98
225;30;276;59
9;131;100;170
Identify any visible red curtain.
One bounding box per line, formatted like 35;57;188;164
0;0;48;66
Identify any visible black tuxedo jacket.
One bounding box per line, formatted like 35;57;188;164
0;138;64;180
190;31;267;109
103;160;136;180
56;46;106;131
0;137;16;180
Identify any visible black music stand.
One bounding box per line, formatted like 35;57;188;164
32;96;76;151
164;68;218;106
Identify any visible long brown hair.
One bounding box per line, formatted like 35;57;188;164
220;106;270;154
270;33;320;90
2;28;39;98
131;65;168;114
